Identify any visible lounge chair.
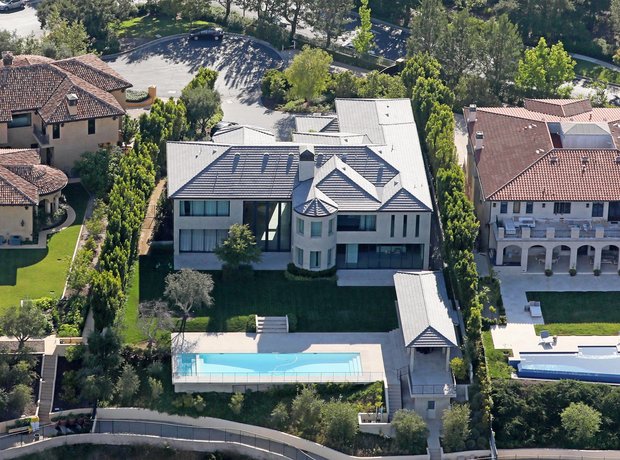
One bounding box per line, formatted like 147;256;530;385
539;330;553;346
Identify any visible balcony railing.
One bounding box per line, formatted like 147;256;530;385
495;219;620;241
172;371;385;385
409;383;457;396
32;125;49;146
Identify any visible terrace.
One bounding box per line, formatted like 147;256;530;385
495;218;620;241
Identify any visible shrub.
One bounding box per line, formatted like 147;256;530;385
392;409;428;452
148;377;163;401
561;402;602;447
115;363;140;406
569;268;577;276
250;19;288;49
147;361;165;378
441;404;471;452
229;392;244;415
57;324;80;337
290;385;322;438
286;263;337;280
194;395;206;412
594;268;601;276
271;401;289;429
545;269;553;276
450;357;467;381
125;89;149;103
261;69;289;104
321;401;358;449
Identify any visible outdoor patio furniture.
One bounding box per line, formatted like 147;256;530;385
518;217;536;228
539;330;553;346
504;220;516;235
530;305;542;318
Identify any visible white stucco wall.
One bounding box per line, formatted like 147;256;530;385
291;212;337;270
0;205;33;241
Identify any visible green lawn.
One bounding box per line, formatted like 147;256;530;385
115;15;215;39
574;58;620;85
121;248;398;343
0;184;89;310
482;331;513;379
527;291;620;336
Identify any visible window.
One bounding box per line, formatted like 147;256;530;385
179;229;227;252
52;124;60;139
402;215;407;238
553;202;571;214
8;113;31;129
180;200;230;216
328;218;334;236
526;202;534;214
296;247;304;266
310;251;321;269
327;248;332;266
415;215;420;237
311;221;322;238
500;202;508;214
592;202;604;218
390;215;395;237
87;118;96;135
337;215;376;231
243;201;291;253
427;401;435;410
513;201;521;213
296;217;305;235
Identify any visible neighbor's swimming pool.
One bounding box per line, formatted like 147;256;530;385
511;346;620;383
175;352;363;378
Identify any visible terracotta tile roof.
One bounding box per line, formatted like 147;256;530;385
489;149;620;201
465;100;620;200
0;148;67;205
0;54;129;124
524;98;593;117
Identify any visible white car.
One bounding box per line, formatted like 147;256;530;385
0;0;25;11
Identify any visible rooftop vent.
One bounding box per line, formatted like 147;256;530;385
549;155;559;165
468;104;477;123
615;155;620;164
475;131;484;150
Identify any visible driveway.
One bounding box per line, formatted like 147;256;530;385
105;35;295;138
0;4;43;37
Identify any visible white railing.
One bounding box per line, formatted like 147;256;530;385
172;371;385;385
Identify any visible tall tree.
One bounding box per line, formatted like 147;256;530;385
352;0;374;55
612;0;620;46
285;45;333;101
0;301;48;349
138;300;174;351
515;37;576;98
407;0;447;57
307;0;353;47
561;402;602;447
42;10;90;58
281;0;311;41
441;404;471;452
214;223;262;270
181;86;222;136
482;14;523;98
400;53;441;97
164;269;214;333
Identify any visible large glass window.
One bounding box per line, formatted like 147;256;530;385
526;202;534;214
310;251;321;269
180;200;230;216
296;247;304;266
553;202;571;214
311;221;322;238
337;215;376;231
179;229;227;252
243;201;291;252
592;202;604;218
402;215;407;238
415;215;420;237
500;202;508;214
336;244;423;269
8;113;31;129
390;215;395;237
296;217;304;235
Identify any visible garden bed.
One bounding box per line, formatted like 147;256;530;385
52;356;93;413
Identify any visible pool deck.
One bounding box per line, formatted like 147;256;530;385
171;332;401;386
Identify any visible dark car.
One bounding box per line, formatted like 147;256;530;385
189;28;224;42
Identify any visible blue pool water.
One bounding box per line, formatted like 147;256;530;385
511;346;620;383
176;352;363;377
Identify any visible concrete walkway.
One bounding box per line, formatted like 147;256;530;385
138;179;166;256
0;205;76;250
336;269;400;286
571;53;620;72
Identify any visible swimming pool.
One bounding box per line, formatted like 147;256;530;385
175;352;363;379
511;346;620;383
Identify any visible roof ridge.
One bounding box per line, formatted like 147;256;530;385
487;148;555;199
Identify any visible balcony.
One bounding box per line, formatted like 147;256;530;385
495;218;620;241
408;349;456;397
32;124;50;146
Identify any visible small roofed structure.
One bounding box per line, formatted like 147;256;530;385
394;271;458;399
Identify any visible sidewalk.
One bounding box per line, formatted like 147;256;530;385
138;179;166;256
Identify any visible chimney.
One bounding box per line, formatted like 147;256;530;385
298;145;315;182
66;93;78;116
475;131;484;150
2;51;13;66
468;104;477;123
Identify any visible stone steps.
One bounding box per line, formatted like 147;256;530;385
255;316;289;333
387;380;402;417
38;354;58;424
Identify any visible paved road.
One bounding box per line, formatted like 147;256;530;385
0;4;43;37
106;36;295;138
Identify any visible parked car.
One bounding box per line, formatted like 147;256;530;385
189;28;224;41
210;121;238;136
0;0;25;11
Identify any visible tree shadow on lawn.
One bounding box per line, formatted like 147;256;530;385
0;249;48;286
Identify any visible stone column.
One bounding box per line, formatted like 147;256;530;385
496;243;504;265
520;247;529;272
569;246;578;271
44;199;51;214
593;246;602;271
545;246;553;270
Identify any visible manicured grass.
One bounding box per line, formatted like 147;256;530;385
115;15;215;39
121;264;144;343
482;331;513;379
0;184;89;310
121;248;398;342
527;291;620;335
574;58;620;85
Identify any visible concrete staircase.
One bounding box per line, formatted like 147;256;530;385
387;379;402;418
38;354;58;424
428;447;442;460
255;316;288;333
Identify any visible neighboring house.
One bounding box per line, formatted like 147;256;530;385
0;148;68;243
465;98;620;273
394;271;459;418
0;52;132;173
167;98;433;272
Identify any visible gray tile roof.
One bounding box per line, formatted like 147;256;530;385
294;115;338;133
292;131;370;145
212;125;275;144
168;143;299;200
394;271;458;348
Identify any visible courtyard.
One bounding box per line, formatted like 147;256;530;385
0;183;88;310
